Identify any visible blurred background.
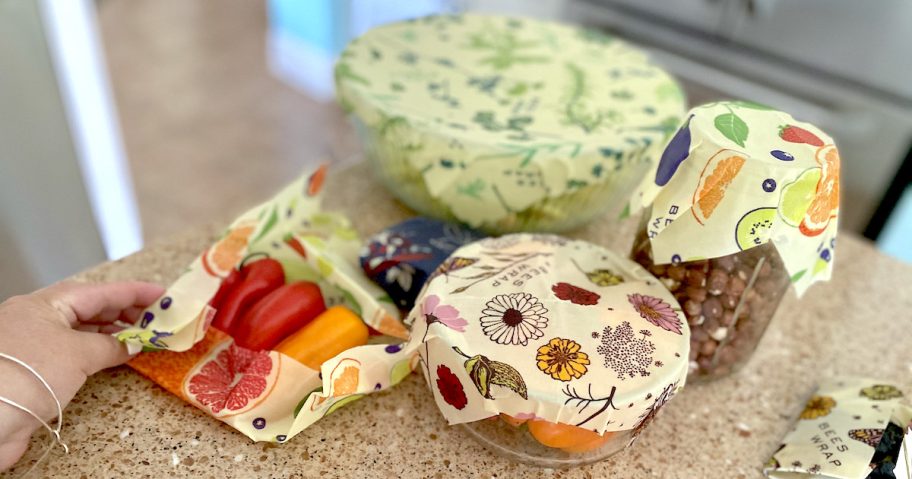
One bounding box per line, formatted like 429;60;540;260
1;0;910;298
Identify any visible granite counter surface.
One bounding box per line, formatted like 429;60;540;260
8;163;912;478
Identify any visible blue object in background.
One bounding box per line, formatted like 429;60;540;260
360;217;486;311
878;185;912;263
267;0;454;101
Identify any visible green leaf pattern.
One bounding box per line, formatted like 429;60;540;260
714;112;749;147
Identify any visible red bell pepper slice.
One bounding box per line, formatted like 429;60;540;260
231;281;326;351
210;257;285;334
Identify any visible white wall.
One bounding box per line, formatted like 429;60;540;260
0;0;107;298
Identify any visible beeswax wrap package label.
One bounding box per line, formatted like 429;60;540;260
765;377;907;479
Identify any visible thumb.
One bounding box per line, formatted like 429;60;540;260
76;331;134;374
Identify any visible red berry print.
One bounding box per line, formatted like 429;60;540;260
779;125;824;147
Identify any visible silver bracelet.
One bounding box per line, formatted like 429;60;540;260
0;352;69;476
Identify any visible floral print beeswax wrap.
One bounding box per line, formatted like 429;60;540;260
360;217;486;311
383;234;690;437
641;102;839;296
335;14;685;232
765;377;909;479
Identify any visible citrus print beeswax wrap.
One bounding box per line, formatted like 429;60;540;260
764;377;907;479
641;102;839;296
335;14;686;232
116;166;417;443
381;234;690;437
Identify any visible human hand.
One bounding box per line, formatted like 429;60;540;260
0;281;164;471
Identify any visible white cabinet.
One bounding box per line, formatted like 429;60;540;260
727;0;912;100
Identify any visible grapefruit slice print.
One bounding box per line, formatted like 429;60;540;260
128;327;231;399
691;150;747;225
799;145;840;237
183;341;281;417
201;223;257;278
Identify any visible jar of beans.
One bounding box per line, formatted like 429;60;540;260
631;223;790;380
629;102;840;379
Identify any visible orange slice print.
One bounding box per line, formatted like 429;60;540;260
201;223;256;278
692;150;746;225
799;145;840;236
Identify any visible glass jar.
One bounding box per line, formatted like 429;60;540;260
461;415;633;468
630;219;790;380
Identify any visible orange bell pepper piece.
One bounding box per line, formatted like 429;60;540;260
528;420;612;451
274;306;369;370
560;430;616;453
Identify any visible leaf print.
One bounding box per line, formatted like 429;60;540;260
449;252;549;294
562;384;618;427
466;30;546;70
456;179;486;198
859;384;903;400
489;361;528;400
335;62;370;86
789;269;807;283
714;112;749;147
585;269;624;287
472;111;532;134
571;258;624;286
250;206;279;244
453;347;528;400
562;62;604;133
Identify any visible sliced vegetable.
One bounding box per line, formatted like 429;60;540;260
275;306;369;370
209;268;241;311
232;281;326;351
211;258;285;334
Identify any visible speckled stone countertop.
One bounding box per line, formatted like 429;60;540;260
8;163;912;478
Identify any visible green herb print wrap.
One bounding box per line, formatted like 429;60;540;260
335;14;686;233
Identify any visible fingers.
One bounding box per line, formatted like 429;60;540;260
39;281;164;327
74;322;132;334
76;331;134;374
77;306;143;326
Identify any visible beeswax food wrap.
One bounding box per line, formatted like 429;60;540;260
360;217;486;311
116;166;416;443
335;13;686;233
640;101;840;295
362;234;691;438
765;377;910;479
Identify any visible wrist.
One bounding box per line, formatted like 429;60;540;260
0;358;56;441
